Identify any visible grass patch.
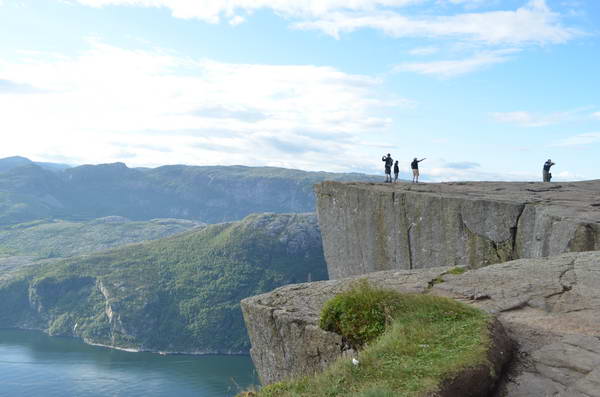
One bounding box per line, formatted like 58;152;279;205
320;280;403;349
447;267;466;275
250;281;491;397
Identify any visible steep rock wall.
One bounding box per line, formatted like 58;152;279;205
316;181;600;279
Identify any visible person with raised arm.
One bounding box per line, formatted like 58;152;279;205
543;159;555;182
411;157;426;183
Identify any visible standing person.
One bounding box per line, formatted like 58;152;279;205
393;161;399;183
382;153;393;183
543;159;555;182
411;157;426;183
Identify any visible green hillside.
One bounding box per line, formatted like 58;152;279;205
0;158;380;225
0;217;202;258
0;213;327;354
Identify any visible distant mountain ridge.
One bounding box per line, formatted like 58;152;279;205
0;156;71;173
0;157;380;225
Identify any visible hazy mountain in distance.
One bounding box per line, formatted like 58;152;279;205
0;156;71;173
0;157;380;225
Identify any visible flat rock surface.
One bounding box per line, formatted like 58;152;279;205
431;251;600;397
345;180;600;221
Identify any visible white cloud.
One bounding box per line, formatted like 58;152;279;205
395;49;519;77
491;111;561;127
442;0;488;8
0;40;405;171
71;0;579;45
74;0;422;22
425;166;585;182
229;15;246;26
408;46;439;56
554;132;600;147
446;0;483;3
293;1;578;44
592;112;600;120
491;107;592;127
425;165;538;182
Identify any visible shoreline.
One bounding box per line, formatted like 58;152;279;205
1;327;249;357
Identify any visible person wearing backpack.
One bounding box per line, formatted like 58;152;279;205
382;153;393;183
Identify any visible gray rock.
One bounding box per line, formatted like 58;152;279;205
243;252;600;396
241;267;512;391
429;252;600;397
316;181;600;279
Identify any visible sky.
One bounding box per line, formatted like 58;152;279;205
0;0;599;181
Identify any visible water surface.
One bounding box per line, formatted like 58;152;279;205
0;329;258;397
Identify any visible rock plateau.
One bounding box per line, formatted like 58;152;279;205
316;181;600;279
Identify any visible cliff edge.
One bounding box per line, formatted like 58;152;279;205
242;181;600;396
316;181;600;279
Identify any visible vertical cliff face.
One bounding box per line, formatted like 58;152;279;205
316;181;600;279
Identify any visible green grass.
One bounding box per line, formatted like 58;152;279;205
447;267;467;275
253;281;491;397
320;280;404;349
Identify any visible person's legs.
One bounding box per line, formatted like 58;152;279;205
415;169;419;183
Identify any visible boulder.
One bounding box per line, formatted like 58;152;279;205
241;266;512;393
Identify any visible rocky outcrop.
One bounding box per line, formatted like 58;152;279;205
316;181;600;279
242;267;445;385
241;252;600;396
241;266;512;389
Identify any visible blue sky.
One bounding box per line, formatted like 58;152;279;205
0;0;599;181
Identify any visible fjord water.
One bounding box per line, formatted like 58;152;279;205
0;329;258;397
